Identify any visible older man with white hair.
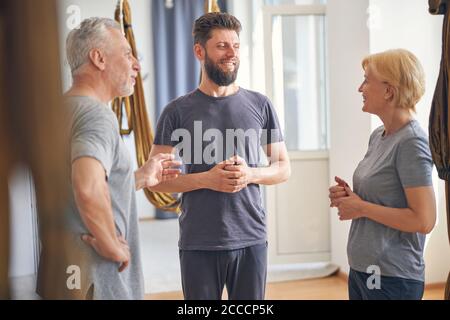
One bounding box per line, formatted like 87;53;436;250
36;17;180;300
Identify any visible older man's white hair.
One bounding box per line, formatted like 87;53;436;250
66;17;121;74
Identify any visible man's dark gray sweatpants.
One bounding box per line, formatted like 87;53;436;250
179;243;267;300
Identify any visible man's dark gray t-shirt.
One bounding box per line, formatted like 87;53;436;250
65;96;144;299
154;88;283;251
348;120;433;281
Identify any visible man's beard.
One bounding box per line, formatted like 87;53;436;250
204;52;239;86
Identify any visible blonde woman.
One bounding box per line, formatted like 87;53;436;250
329;49;436;300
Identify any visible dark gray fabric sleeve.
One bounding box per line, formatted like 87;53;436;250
154;102;179;147
261;97;284;146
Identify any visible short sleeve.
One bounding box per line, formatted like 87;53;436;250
261;97;284;145
396;136;433;188
153;102;179;147
71;111;116;177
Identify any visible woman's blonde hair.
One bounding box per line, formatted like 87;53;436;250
362;49;425;112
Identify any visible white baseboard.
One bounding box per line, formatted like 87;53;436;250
9;274;41;300
268;262;339;283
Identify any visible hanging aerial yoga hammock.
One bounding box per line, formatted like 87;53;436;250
111;0;222;213
112;0;181;213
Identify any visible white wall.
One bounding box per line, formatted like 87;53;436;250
327;0;372;274
368;0;443;129
57;0;156;218
368;0;449;284
426;179;450;283
9;166;38;278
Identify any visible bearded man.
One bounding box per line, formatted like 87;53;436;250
149;12;290;300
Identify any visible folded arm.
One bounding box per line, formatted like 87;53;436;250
248;142;291;185
359;186;436;234
330;176;436;234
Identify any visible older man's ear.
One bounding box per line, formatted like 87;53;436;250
89;48;107;71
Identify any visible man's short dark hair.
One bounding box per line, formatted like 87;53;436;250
192;12;242;47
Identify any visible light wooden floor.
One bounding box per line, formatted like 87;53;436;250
146;276;445;300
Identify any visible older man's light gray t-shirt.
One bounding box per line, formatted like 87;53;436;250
348;120;433;282
65;96;144;299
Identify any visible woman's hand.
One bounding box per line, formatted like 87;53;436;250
333;186;366;221
329;176;365;220
329;176;349;207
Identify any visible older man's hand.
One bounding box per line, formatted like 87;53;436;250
82;234;131;272
135;153;181;190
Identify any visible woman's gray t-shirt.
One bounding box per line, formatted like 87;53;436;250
348;120;433;281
